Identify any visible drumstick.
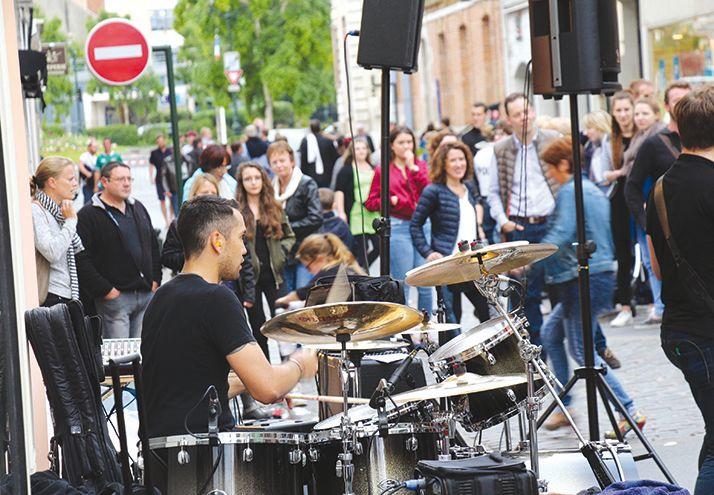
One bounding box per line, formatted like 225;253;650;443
285;393;370;405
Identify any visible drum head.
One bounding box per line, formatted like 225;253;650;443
314;400;415;431
429;316;511;365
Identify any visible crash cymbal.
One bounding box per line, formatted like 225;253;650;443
261;301;423;344
405;241;557;287
401;322;461;335
391;372;527;403
303;340;407;352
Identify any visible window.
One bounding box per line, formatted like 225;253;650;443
150;10;174;31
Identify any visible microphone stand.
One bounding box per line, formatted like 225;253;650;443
375;67;392;277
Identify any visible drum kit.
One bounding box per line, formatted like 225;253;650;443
150;241;607;494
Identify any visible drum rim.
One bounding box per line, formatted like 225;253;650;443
429;316;513;366
148;431;309;450
310;422;444;443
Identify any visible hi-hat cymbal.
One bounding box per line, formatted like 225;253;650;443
391;372;527;403
405;241;558;287
261;301;423;344
401;322;461;335
303;340;407;352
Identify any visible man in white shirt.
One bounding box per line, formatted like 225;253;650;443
486;93;560;349
78;138;98;204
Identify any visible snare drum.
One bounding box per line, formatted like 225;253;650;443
148;431;309;494
310;423;442;494
429;315;547;430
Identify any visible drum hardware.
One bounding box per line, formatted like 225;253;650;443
242;445;254;462
177;438;190;465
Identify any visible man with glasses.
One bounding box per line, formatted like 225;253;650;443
77;162;162;338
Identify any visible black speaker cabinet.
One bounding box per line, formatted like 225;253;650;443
529;0;621;96
357;0;425;74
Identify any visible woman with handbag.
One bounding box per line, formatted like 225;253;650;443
31;156;84;307
235;162;296;358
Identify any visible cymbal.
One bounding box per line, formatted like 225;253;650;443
392;373;527;403
261;301;423;344
303;340;407;352
405;241;557;287
401;322;461;335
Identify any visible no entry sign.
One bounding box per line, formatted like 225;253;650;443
85;18;150;86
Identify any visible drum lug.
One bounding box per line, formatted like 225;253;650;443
177;439;191;466
406;435;419;452
289;448;302;465
485;351;497;365
242;446;254;463
506;388;517;403
353;441;364;456
335;458;343;477
308;447;320;462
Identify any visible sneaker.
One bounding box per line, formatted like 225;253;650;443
644;310;662;325
610;309;633;327
543;409;573;431
605;411;646;440
598;347;622;369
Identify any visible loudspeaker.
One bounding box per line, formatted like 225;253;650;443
529;0;621;96
357;0;425;74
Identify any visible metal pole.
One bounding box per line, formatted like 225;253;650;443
569;94;599;440
71;47;85;134
379;68;391;276
153;46;184;205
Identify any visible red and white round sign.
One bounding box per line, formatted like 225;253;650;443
85;18;150;86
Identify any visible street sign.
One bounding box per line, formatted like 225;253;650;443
85;18;150;86
41;43;67;75
225;69;243;85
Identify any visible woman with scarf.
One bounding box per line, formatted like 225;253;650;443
31;156;84;307
269;140;323;292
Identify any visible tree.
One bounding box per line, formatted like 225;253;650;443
174;0;335;128
84;12;164;125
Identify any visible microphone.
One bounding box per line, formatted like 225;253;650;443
347;30;360;36
385;346;421;394
207;386;221;443
369;378;388;409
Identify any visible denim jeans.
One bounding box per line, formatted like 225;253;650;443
95;289;153;338
391;217;433;313
558;272;636;415
636;226;664;316
542;302;608;407
662;330;714;495
82;184;94;205
282;263;313;295
508;221;549;347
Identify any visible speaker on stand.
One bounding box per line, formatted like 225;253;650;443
357;0;426;277
527;0;676;485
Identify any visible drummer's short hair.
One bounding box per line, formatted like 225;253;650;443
178;196;241;259
674;85;714;151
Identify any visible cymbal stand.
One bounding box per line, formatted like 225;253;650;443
473;274;600;490
336;333;356;495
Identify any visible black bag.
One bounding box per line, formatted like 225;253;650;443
305;274;405;307
415;454;538;495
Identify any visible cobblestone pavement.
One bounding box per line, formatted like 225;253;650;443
122;156;702;492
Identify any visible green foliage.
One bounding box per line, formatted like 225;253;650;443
173;0;335;124
39;15;76;123
87;124;141;146
86;71;164;125
273;100;295;127
42;123;65;137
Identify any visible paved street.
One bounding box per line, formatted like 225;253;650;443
118;153;703;492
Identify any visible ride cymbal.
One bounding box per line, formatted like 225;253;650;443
391;372;527;403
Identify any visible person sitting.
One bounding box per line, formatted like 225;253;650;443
276;233;365;306
141;196;318;451
317;187;353;251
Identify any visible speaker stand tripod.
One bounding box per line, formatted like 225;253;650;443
534;94;675;485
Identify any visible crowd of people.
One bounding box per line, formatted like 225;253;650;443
30;78;714;491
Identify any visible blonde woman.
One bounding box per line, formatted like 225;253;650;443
31;156;83;306
582;110;613;193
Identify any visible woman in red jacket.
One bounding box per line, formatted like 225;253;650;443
366;126;432;312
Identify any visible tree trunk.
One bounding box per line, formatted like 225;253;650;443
262;82;274;130
122;101;130;125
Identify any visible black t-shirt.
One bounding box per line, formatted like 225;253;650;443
461;127;486;156
141;274;256;438
149;147;172;175
646;154;714;338
103;201;145;289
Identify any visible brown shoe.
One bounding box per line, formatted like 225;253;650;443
544;410;572;431
598;347;622;369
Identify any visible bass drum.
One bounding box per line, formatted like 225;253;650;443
148;431;309;495
429;315;548;430
309;423;442;495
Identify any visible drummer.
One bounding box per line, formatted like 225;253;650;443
141;196;318;439
276;233;365;306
